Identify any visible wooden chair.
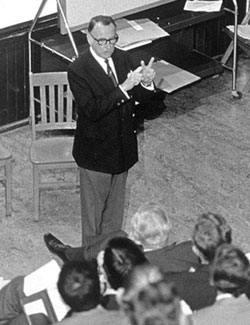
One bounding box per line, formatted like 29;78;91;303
29;72;78;221
0;144;12;220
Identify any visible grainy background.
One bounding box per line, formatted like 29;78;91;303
1;55;250;280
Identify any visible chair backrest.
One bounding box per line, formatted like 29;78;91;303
29;72;76;140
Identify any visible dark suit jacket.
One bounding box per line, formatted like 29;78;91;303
145;240;200;273
164;265;217;311
68;48;156;173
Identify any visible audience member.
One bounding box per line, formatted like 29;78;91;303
44;211;237;316
163;212;232;311
102;237;148;290
129;202;199;272
0;276;50;325
0;257;131;325
129;202;171;249
192;243;250;325
0;211;238;324
57;260;100;317
44;202;199;272
121;264;192;325
54;260;129;325
97;237;149;309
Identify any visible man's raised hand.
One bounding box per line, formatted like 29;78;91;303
121;66;143;92
141;57;156;86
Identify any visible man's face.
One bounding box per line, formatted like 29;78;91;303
88;22;117;59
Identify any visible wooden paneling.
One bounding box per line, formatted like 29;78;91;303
0;47;8;125
0;34;29;127
194;17;228;57
0;15;57;129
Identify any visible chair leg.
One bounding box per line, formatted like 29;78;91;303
221;41;234;65
5;159;12;217
33;165;40;221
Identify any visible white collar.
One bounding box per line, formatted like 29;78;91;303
90;47;117;80
216;293;234;301
90;47;106;65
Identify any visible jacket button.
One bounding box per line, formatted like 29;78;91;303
132;113;135;117
121;99;125;103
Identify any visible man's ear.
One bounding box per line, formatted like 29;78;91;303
87;33;92;46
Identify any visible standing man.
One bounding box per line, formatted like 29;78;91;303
67;15;156;249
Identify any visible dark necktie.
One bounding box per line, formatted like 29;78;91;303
105;58;118;87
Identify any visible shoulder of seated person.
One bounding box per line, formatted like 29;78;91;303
100;294;119;311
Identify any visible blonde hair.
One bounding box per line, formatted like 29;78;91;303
129;202;171;250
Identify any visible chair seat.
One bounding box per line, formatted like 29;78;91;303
30;137;75;165
0;144;12;161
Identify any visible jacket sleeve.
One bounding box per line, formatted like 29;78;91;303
68;68;130;122
130;82;158;104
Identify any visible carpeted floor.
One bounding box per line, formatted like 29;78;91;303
1;54;250;280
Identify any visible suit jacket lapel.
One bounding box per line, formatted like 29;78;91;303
85;50;115;91
112;49;128;85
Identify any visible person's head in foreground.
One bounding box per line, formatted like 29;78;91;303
121;264;192;325
87;15;118;59
129;202;171;250
102;237;148;290
192;212;232;264
57;260;100;316
210;243;250;298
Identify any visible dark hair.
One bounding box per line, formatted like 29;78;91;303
124;279;182;325
211;243;250;297
88;15;116;32
57;260;100;312
192;212;232;263
104;237;148;290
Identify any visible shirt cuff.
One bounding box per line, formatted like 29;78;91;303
141;82;155;90
119;85;130;99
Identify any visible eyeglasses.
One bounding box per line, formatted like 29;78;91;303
89;33;119;46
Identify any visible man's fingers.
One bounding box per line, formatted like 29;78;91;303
141;58;154;69
147;57;155;68
134;66;143;73
141;60;146;68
